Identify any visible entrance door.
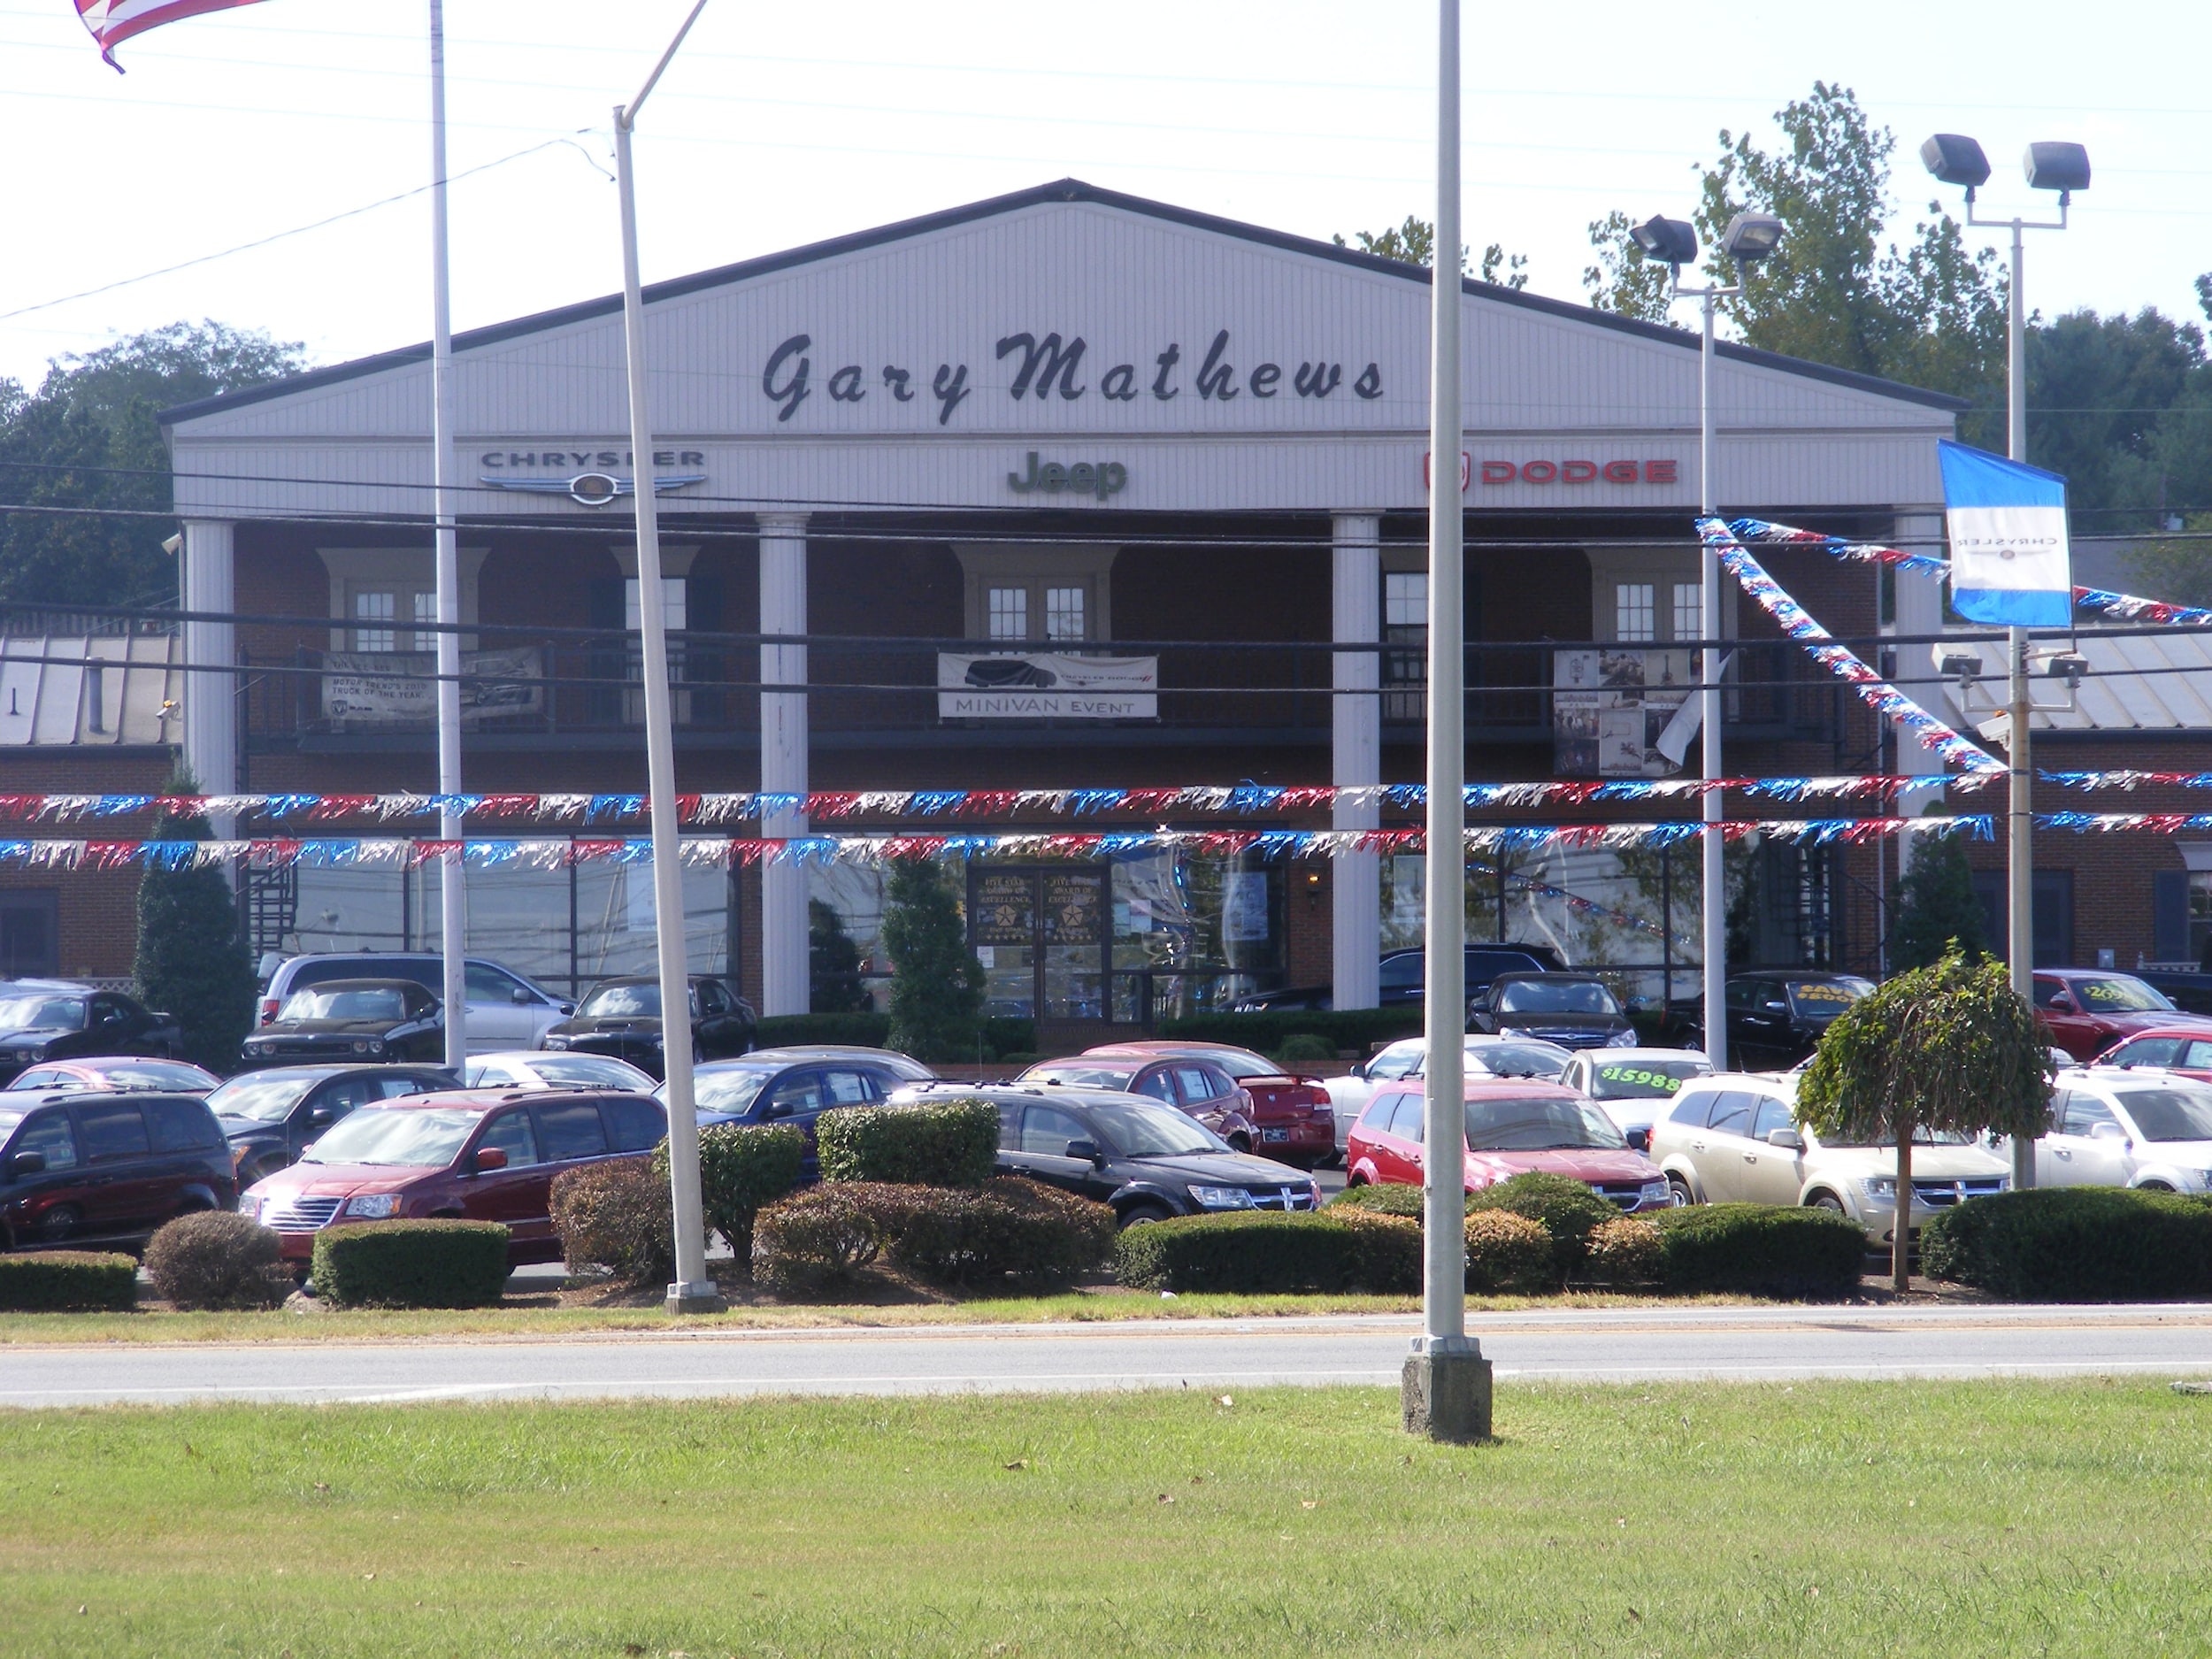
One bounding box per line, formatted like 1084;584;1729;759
968;864;1113;1023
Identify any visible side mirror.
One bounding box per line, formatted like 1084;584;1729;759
1348;1062;1366;1080
1624;1128;1650;1153
762;1101;792;1120
307;1109;335;1127
2089;1121;2130;1144
511;987;533;1005
1766;1126;1805;1151
1763;1001;1789;1013
1064;1138;1106;1166
472;1146;509;1172
8;1151;45;1176
557;1002;575;1017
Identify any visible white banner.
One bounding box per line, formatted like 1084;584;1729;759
938;653;1157;719
323;649;545;728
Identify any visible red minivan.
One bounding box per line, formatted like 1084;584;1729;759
1346;1078;1672;1212
239;1088;667;1265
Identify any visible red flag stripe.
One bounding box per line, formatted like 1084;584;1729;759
76;0;268;66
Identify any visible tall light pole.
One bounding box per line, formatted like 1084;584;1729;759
427;1;467;1067
1923;134;2090;1193
615;0;721;1315
1633;211;1786;1073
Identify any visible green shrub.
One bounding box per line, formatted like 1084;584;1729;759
1334;1210;1423;1292
1328;1182;1423;1217
550;1158;672;1286
654;1123;806;1277
1582;1216;1664;1287
1273;1033;1339;1066
1114;1212;1371;1294
878;1178;1115;1288
1469;1171;1618;1281
818;1098;998;1188
1159;1009;1420;1054
983;1018;1035;1060
1653;1203;1867;1299
1921;1187;2212;1301
883;861;986;1061
753;1011;891;1049
0;1251;138;1312
311;1220;511;1309
143;1211;291;1310
1463;1210;1556;1294
751;1186;883;1294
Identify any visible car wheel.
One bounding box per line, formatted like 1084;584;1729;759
2139;1180;2176;1192
1118;1202;1174;1229
1808;1191;1848;1216
34;1204;82;1242
1666;1175;1697;1208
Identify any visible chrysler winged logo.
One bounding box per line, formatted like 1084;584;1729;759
478;471;708;507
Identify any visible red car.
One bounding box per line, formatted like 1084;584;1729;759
1345;1077;1672;1212
1071;1041;1336;1169
2035;971;2212;1063
2093;1026;2212;1079
239;1087;667;1266
1018;1052;1262;1152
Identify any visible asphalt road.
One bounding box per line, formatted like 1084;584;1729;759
8;1304;2212;1408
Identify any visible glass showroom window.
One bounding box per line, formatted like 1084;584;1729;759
1384;570;1427;721
1615;582;1656;642
1044;586;1087;642
987;586;1029;641
353;590;397;652
1672;582;1701;643
411;590;438;652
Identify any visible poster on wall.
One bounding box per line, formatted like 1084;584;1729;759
969;871;1036;946
1552;649;1690;778
323;648;545;729
1041;870;1107;946
1220;871;1271;943
937;653;1158;719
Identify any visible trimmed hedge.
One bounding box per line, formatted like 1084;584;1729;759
661;1123;805;1276
751;1186;880;1294
1583;1216;1664;1287
311;1220;511;1309
1158;1009;1421;1054
550;1157;672;1286
1921;1187;2212;1301
143;1211;292;1310
753;1012;891;1048
751;1178;1111;1294
1653;1203;1867;1299
1115;1212;1370;1294
1329;1182;1423;1217
1463;1210;1556;1293
0;1250;138;1312
818;1098;998;1187
1469;1171;1619;1282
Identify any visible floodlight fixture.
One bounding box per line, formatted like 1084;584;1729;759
1920;133;1992;192
2048;652;2091;687
1720;211;1785;267
1941;652;1985;681
1630;214;1698;270
2024;142;2092;196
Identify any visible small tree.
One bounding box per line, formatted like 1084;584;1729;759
880;859;984;1063
134;770;257;1074
809;898;872;1012
1889;832;1987;972
1797;949;2050;1292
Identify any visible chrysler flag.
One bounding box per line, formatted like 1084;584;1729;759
1939;440;2074;627
74;0;267;69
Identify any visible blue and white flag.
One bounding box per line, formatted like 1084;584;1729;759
1939;441;2073;626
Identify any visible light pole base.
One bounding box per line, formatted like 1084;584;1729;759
664;1279;726;1316
1402;1335;1492;1442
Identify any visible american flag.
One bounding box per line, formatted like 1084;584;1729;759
75;0;268;70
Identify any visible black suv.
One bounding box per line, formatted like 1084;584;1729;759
208;1064;457;1185
0;1090;235;1251
1466;972;1636;1050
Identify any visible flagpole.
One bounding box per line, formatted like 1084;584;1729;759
428;0;468;1065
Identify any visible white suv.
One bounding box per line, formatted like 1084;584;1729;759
1650;1072;2010;1248
2012;1067;2212;1194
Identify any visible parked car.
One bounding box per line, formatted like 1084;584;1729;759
242;979;444;1065
0;1090;235;1251
1345;1077;1671;1212
4;1056;219;1094
1555;1048;1716;1152
2009;1068;2212;1194
209;1064;456;1185
240;1087;669;1267
1716;972;1875;1068
463;1051;658;1093
2092;1028;2212;1079
1071;1041;1334;1168
1319;1036;1574;1155
1648;1072;2009;1248
1465;972;1636;1050
891;1080;1317;1225
2034;971;2212;1064
258;952;574;1055
680;1047;936;1178
1230;942;1567;1012
538;975;757;1079
1018;1053;1259;1150
0;985;181;1086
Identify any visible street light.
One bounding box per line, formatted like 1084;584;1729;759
1923;129;2090;1193
1642;208;1786;1073
614;0;722;1316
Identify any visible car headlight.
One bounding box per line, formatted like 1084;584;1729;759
1188;1186;1254;1210
542;1034;570;1050
1861;1176;1897;1201
351;1040;370;1053
1607;1029;1638;1048
343;1193;403;1218
1499;1025;1532;1040
1640;1179;1670;1205
366;1039;384;1054
239;1194;261;1220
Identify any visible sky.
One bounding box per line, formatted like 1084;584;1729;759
1;0;2205;390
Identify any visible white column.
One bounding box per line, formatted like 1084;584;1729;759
180;520;238;837
1332;512;1383;1010
758;512;810;1017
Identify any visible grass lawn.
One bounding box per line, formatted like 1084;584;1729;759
3;1379;2202;1656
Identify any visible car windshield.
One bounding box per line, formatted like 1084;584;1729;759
1787;979;1873;1015
1022;1064;1138;1090
1464;1094;1627;1151
0;1109;26;1138
1813;1126;1976;1148
580;983;662;1018
280;987;407;1023
206;1075;322;1122
2118;1087;2212;1141
1466;1042;1571;1079
1084;1100;1227;1157
1583;1057;1711;1100
692;1065;777;1115
523;1055;646;1088
96;1060;214;1091
2068;977;2173;1013
1176;1048;1277;1079
300;1107;478;1167
0;995;84;1031
1494;980;1620;1017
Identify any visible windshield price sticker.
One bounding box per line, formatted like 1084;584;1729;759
1597;1065;1684;1093
1789;982;1858;1004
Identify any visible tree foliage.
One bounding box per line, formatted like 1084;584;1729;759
1334;216;1528;289
1888;832;1987;973
880;860;985;1063
134;768;257;1074
808;898;872;1012
1797;949;2050;1287
0;322;304;609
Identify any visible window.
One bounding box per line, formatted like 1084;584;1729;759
1133;1071;1177;1104
76;1103;150;1162
1384;571;1428;722
1368;1043;1420;1081
0;893;58;979
697;980;729;1017
1044;587;1087;641
2059;1092;2116;1135
465;963;526;1004
1671;583;1701;642
411;591;437;651
354;589;397;653
987;587;1028;641
1021;1105;1087;1155
534;1102;609;1162
1615;583;1656;642
14;1110;76;1170
603;1098;666;1153
2119;1038;2184;1067
624;577;686;634
956;545;1118;644
480;1110;540;1167
2185;1041;2212;1069
765;1071;825;1116
1749;1095;1794;1141
145;1098;218;1153
818;1069;874;1106
1703;1092;1755;1137
1171;1065;1224;1106
1386;1092;1425;1143
377;1075;438;1101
